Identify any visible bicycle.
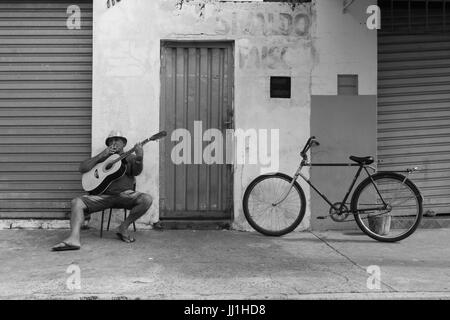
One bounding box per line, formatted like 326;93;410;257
243;137;424;242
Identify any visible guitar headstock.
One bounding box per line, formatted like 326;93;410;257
150;131;167;141
140;131;167;146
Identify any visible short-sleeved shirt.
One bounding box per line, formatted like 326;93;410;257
103;154;143;195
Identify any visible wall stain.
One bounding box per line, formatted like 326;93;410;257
195;3;206;19
175;0;185;10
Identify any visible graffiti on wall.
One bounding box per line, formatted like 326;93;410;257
239;45;289;70
215;12;311;37
213;11;311;70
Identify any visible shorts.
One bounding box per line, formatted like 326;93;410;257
79;190;147;215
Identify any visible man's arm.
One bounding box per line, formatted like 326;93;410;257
79;148;112;174
129;143;144;176
129;157;144;177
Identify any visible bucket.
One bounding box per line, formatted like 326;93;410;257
368;215;391;236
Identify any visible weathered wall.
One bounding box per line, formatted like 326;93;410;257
91;0;377;231
311;0;377;95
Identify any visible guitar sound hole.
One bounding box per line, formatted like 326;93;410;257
105;164;113;171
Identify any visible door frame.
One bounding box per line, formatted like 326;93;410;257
159;40;235;221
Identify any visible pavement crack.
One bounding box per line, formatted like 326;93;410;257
267;272;299;296
309;231;398;293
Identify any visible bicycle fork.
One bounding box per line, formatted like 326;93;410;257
272;164;304;206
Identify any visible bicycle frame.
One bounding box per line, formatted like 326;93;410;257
273;160;387;214
273;136;420;216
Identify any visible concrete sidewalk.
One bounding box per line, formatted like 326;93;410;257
0;228;449;300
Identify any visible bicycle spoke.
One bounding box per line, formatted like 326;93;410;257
354;175;422;242
388;194;416;207
243;175;305;236
278;205;300;220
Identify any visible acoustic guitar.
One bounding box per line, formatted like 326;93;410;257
82;131;167;195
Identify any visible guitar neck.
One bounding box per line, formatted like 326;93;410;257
110;139;151;165
107;131;166;165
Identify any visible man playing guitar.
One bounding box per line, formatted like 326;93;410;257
52;130;153;251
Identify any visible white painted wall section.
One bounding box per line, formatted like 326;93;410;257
91;0;377;230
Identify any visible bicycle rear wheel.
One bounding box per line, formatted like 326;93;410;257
243;173;306;236
351;172;423;242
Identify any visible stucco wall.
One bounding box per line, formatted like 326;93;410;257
310;96;377;231
91;0;377;231
309;0;378;231
311;0;377;95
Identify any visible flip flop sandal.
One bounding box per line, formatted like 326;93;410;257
116;233;136;243
52;242;81;252
152;222;164;231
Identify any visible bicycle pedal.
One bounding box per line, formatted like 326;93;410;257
317;216;328;220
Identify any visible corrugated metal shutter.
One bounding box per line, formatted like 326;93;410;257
378;2;450;216
0;0;92;219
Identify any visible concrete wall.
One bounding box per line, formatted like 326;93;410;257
311;0;377;95
309;0;378;231
91;0;377;231
310;96;377;231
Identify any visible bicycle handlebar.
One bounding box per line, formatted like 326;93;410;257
301;136;320;158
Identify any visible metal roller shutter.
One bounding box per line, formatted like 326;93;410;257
378;1;450;216
0;0;92;219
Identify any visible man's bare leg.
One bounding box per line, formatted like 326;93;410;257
53;198;87;249
117;194;153;241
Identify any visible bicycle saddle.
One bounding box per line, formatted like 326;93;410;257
350;156;375;165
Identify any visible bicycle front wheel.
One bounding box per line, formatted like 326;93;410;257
243;173;306;236
351;172;423;242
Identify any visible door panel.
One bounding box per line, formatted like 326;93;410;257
160;42;233;220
